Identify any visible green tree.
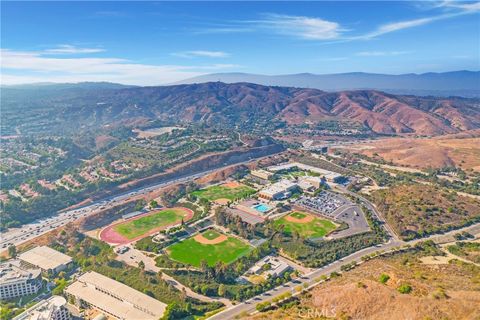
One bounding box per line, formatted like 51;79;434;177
8;245;16;258
149;200;158;208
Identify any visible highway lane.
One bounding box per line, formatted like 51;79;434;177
0;155;274;249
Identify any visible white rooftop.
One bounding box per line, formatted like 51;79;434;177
19;246;72;271
268;162;341;178
249;255;290;277
13;296;67;320
260;179;297;197
0;260;41;285
65;271;166;320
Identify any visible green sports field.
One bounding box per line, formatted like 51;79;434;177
273;211;337;238
167;230;252;267
190;184;255;202
113;208;188;239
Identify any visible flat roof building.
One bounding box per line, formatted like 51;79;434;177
258;180;298;200
0;260;42;300
303;176;324;188
19;246;72;275
65;271;167;320
13;296;70;320
248;256;291;278
268;162;343;183
250;169;273;180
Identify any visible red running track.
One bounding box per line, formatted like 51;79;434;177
99;207;194;245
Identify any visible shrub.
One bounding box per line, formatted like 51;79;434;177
397;284;412;294
256;301;271;312
379;273;390;284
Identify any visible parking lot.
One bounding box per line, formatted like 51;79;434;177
294;191;370;238
295;191;350;217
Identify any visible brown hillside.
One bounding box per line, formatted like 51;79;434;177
341;131;480;171
371;184;480;240
35;83;480;136
250;249;480;320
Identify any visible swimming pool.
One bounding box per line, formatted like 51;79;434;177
252;203;271;213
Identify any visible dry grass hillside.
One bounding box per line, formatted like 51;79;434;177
371;184;480;240
250;245;480;320
341;130;480;171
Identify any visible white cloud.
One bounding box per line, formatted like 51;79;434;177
358;16;444;39
438;1;480;12
356;51;411;56
356;2;480;40
257;14;343;40
44;45;105;54
0;49;238;85
172;50;230;58
192;2;478;42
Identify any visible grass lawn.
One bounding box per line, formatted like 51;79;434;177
202;230;221;240
190;184;255;202
280;169;320;179
274;212;337;238
167;231;252;267
114;208;186;239
290;212;307;219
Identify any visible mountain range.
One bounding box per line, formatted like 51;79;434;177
3;82;479;137
176;71;480;98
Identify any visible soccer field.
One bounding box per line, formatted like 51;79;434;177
167;230;252;267
112;208;191;240
190;184;255;202
274;212;337;238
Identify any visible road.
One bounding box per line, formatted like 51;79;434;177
334;185;400;241
0;154;275;249
209;186;402;320
208;155;480;319
208;238;402;320
208;221;480;320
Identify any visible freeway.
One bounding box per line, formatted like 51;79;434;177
0;154;275;249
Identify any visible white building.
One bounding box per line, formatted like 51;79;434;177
302;176;324;188
250;169;273;180
268;162;344;183
65;271;167;320
13;296;71;320
0;260;42;300
258;180;298;200
19;246;73;275
249;256;291;278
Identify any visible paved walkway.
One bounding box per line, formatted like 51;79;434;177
116;245;233;307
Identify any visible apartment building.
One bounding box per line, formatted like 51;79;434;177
0;260;42;300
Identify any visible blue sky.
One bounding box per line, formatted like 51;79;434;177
1;1;479;85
